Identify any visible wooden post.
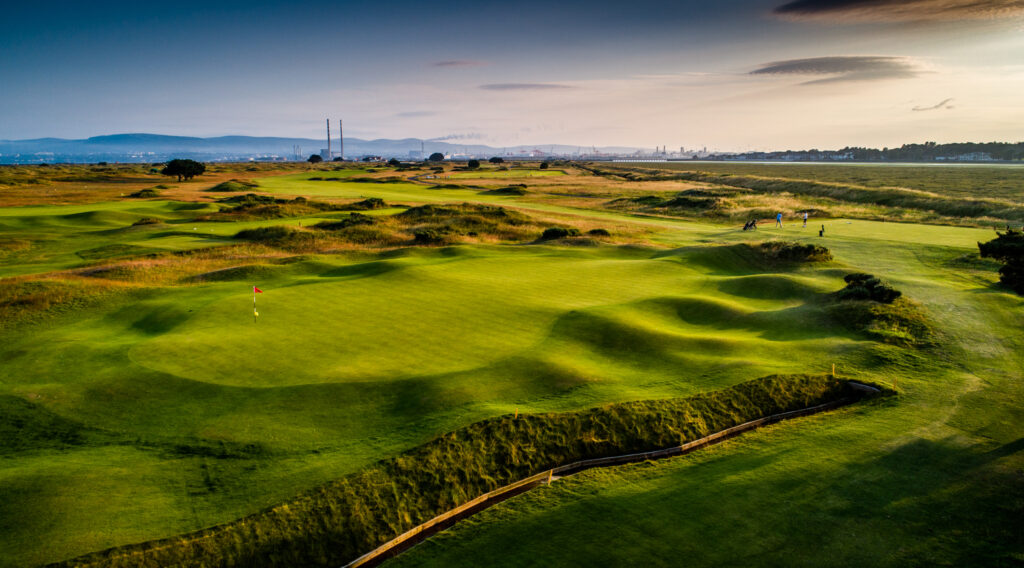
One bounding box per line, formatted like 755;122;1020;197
547;469;553;484
832;363;836;377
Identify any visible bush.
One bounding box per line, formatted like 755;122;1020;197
757;241;832;263
467;159;480;169
428;152;445;162
978;229;1024;294
836;273;901;303
308;154;323;163
315;213;376;230
342;197;387;210
587;228;611;236
539;162;550;169
540;227;581;240
489;157;504;164
413;228;448;244
234;226;316;247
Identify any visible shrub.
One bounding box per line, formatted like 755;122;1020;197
342;197;387;210
978;229;1024;294
467;159;480;169
308;154;323;163
757;241;833;263
540;227;581;240
413;228;448;244
315;213;376;230
587;228;611;236
837;273;901;303
539;162;549;170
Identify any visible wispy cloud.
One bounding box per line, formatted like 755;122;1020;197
912;97;955;111
480;83;575;91
396;111;435;118
433;60;488;67
750;56;920;84
773;0;1024;22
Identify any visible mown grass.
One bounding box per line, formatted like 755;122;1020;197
1;163;1021;568
48;375;859;568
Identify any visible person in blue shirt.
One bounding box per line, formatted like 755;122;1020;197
776;212;783;228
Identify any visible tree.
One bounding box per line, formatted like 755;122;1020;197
160;159;205;181
467;159;480;169
388;158;401;167
979;229;1024;294
307;154;323;163
489;157;504;164
428;152;445;162
539;161;549;169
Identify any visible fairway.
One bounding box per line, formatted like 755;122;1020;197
1;163;1021;568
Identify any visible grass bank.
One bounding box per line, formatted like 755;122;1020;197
49;374;861;568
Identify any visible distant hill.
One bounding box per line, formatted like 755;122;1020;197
0;133;643;164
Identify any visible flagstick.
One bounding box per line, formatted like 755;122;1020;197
253;286;257;324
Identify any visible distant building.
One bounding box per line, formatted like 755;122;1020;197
320;148;331;160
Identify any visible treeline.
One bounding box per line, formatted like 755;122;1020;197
49;374;860;568
836;142;1024;162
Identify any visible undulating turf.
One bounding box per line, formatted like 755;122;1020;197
1;163;1021;567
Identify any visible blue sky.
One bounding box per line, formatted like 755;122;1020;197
2;0;1023;149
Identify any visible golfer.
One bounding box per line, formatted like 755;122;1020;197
803;211;808;228
776;212;783;228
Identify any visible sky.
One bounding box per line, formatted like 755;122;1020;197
2;0;1023;150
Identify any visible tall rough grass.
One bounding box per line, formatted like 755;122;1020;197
593;165;1024;224
50;374;860;568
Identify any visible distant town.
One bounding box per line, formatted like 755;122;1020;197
1;133;1021;165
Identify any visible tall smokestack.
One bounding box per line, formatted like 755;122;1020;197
326;119;331;160
339;119;344;161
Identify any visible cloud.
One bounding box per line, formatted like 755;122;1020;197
773;0;1024;22
433;60;488;67
396;111;435;118
750;56;920;84
912;98;955;111
480;83;575;91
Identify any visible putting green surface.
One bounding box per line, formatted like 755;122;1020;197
2;169;1022;567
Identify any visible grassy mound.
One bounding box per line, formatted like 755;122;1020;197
340;197;387;210
0;396;94;454
480;186;529;196
756;241;833;263
205;179;259;193
201;194;347;221
827;274;932;346
127;188;160;198
49;374;862;568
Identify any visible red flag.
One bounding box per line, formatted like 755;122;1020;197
254;286;263;294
